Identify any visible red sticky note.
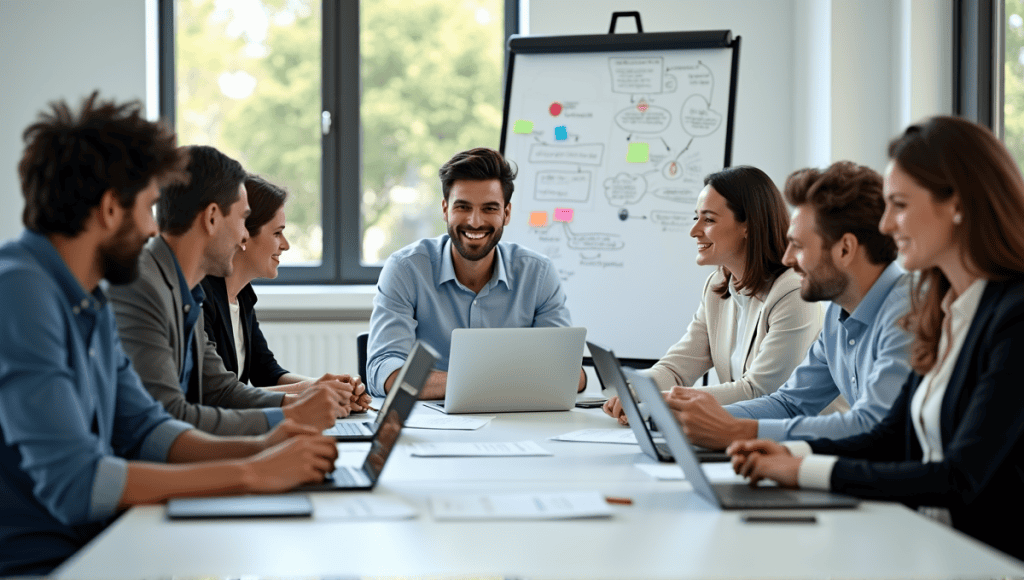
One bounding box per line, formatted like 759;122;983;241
554;208;574;223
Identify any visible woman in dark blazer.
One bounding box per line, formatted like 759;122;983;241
727;116;1024;561
201;175;370;409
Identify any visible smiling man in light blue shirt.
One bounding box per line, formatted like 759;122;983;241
368;148;582;399
667;161;913;450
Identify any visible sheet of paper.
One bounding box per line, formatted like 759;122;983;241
430;491;612;520
550;428;639;445
315;496;417;521
635;462;743;482
409;441;553;457
404;415;495;430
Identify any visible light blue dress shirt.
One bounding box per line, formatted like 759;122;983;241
367;235;572;396
0;231;193;575
726;262;913;441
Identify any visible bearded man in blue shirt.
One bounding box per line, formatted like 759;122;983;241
0;93;338;576
367;148;586;400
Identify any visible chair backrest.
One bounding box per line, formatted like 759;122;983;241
357;331;369;381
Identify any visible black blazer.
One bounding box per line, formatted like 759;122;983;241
808;278;1024;560
200;276;289;387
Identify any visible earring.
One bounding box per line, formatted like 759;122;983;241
953;213;963;225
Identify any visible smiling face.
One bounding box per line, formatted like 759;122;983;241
689;184;747;273
206;183;251;278
880;161;960;273
442;178;509;262
782;205;849;302
239;206;289;279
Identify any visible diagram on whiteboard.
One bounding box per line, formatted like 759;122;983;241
501;39;736;360
505;49;730;272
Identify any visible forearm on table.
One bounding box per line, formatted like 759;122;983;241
119;459;252;507
165;429;264;463
277;372;312;385
385;368;447;400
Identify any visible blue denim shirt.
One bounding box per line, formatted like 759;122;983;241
367;235;572;396
726;262;914;441
0;231;192;575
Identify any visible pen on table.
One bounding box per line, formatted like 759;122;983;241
367;404;380;412
605;496;633;505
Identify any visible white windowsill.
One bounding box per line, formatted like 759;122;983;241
252;284;376;313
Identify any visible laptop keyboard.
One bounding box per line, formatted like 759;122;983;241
323;421;373;437
326;466;362;487
715;483;805;508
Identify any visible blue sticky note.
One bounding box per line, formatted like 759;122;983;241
554;126;568;141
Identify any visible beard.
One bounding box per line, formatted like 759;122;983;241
101;214;148;285
448;223;503;262
796;252;848;302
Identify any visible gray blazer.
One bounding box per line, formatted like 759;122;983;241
109;236;285;435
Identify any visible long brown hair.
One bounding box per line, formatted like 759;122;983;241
888;116;1024;374
704;166;790;298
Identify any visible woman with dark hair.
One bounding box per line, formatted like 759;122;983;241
605;166;829;422
201;176;370;408
728;116;1024;560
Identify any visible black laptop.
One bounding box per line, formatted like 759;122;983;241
626;366;859;510
323;341;438;441
299;341;438;491
588;341;729;463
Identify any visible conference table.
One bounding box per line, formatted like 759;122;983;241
56;387;1024;579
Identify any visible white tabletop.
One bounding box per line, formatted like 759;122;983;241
56;398;1024;579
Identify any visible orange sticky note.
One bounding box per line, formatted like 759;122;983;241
529;211;548;227
554;208;574;223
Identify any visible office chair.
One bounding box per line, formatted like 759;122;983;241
357;331;368;382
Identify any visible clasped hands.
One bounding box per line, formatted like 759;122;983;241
281;373;373;430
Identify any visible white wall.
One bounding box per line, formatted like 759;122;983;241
529;0;953;180
0;0;148;242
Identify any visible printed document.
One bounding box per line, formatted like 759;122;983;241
431;491;612;520
409;441;553;457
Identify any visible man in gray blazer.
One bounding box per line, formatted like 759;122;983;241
110;145;353;435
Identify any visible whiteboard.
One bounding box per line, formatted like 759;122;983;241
500;32;740;361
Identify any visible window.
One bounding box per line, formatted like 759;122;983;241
162;0;516;283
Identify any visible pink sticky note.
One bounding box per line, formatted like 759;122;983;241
554;208;574;223
529;211;548;227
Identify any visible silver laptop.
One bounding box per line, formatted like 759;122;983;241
625;367;860;510
323;342;440;441
298;341;438;492
588;341;729;463
426;327;586;414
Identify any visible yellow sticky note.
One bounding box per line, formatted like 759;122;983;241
529;211;548;227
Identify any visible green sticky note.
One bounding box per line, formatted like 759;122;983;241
626;142;649;163
513;120;534;134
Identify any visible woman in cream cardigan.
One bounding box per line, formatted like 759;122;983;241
605;166;831;422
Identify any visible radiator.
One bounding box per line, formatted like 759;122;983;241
258;321;369;379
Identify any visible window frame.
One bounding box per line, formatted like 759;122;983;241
953;0;1002;132
159;0;518;284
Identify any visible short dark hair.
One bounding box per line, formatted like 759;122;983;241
438;147;517;204
18;91;187;236
158;145;246;235
704;166;790;298
783;161;896;265
244;175;288;237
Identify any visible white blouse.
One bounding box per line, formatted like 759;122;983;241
728;290;759;384
228;300;246;376
910;279;987;462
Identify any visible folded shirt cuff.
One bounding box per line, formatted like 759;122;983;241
262;408;284;428
781;440;813;457
370;357;406;397
139;419;194;462
756;419;787;441
89;455;128;521
797;454;838;491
